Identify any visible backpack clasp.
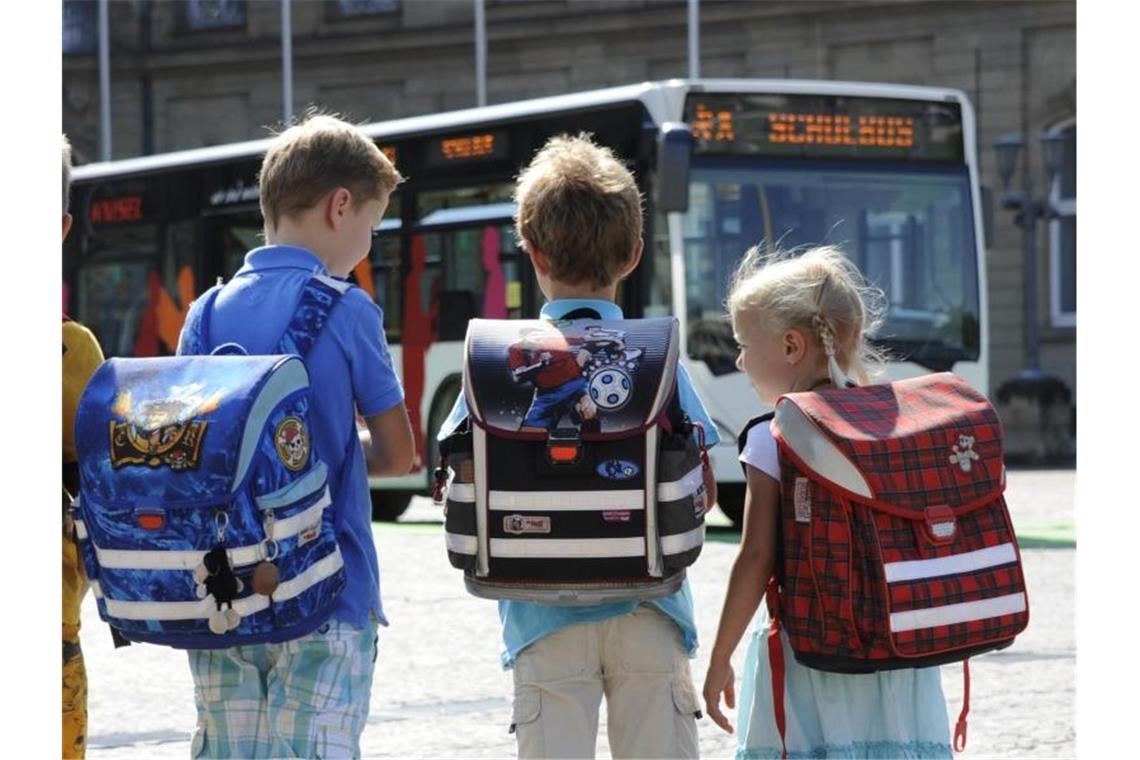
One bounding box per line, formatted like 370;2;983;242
546;427;582;465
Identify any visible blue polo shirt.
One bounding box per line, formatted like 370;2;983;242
438;298;721;667
177;245;404;629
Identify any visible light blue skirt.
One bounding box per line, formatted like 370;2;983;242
736;619;952;760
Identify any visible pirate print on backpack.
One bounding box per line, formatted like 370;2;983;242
436;316;710;605
70;276;350;649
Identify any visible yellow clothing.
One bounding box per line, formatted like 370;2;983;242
63;319;104;759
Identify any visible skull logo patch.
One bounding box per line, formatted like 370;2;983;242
275;417;310;472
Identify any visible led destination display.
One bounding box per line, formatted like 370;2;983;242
685;93;964;162
425;131;509;167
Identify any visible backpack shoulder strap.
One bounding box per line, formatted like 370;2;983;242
277;274;352;359
179;283;225;356
737;411;776;476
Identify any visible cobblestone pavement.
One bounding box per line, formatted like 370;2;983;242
83;470;1074;759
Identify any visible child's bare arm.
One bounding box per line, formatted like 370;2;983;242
703;464;779;733
361;404;415;477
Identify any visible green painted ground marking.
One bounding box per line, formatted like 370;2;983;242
373;521;442;537
373;518;1076;549
1012;520;1075;549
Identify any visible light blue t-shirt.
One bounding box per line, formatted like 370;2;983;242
438;298;721;667
177;245;404;629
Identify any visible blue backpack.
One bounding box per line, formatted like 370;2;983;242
72;276;350;649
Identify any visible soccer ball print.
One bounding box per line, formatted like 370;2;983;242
588;367;633;411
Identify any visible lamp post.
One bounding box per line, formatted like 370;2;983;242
992;129;1072;459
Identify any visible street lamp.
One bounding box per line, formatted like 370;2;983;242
992;129;1073;460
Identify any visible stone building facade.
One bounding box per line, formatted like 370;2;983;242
62;0;1076;457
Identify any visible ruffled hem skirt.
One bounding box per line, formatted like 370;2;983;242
736;623;952;760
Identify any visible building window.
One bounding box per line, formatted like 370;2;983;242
181;0;246;31
1049;121;1076;328
62;0;96;55
331;0;400;18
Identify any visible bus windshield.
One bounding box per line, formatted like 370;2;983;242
680;160;981;374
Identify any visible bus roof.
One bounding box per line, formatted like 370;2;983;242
72;78;970;183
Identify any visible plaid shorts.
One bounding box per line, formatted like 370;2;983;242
187;618;379;759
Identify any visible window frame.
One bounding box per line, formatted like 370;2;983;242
177;0;248;34
326;0;402;20
1048;119;1076;329
62;0;97;56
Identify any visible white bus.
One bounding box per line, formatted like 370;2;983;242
66;79;987;523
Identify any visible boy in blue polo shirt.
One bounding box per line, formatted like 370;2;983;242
176;114;414;759
440;134;719;758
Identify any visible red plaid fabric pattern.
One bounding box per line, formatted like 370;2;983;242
771;372;1029;671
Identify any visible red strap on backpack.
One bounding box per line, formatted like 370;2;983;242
765;576;788;760
954;659;970;752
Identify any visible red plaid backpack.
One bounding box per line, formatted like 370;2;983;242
739;372;1029;754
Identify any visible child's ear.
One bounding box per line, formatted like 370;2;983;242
617;238;644;279
527;246;552;277
326;187;352;230
783;328;807;365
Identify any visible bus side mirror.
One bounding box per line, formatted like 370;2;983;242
656;122;693;214
981;184;994;248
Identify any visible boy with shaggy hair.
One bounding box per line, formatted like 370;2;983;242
442;133;719;758
176;113;414;758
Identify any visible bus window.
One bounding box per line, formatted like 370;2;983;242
80;258;151;358
215;221;263;280
79;223;160;357
369;231;402;341
419;220;531;341
418;184;513;217
681;164;980;371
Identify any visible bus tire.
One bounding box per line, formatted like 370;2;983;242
716;483;745;527
370;489;413;522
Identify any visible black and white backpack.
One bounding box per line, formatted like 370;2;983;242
435;315;709;605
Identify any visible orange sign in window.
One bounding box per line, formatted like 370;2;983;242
691;103;736;143
767;113;915;148
440;133;496;160
89;195;144;224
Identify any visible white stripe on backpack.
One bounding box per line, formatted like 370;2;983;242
489;490;645;512
446;532;478;554
657;465;704;503
661;525;705;555
490;537;644;558
889;592;1027;632
77;487;332;571
883;543;1018;583
90;546;344;621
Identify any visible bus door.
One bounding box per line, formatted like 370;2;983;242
401;191;539;469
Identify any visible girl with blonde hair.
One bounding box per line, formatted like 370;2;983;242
702;245;953;758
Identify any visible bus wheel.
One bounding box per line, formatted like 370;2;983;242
715;483;745;527
370;490;413;522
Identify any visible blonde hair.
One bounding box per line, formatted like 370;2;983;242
726;245;886;386
514;133;642;288
62;134;73;215
259;111;403;228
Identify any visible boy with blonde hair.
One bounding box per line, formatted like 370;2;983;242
62;134;105;759
176;113;414;758
440;134;719;758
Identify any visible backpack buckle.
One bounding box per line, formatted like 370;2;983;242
547;427;582;465
924;505;957;545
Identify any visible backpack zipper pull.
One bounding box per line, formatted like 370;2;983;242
432;457;450;504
